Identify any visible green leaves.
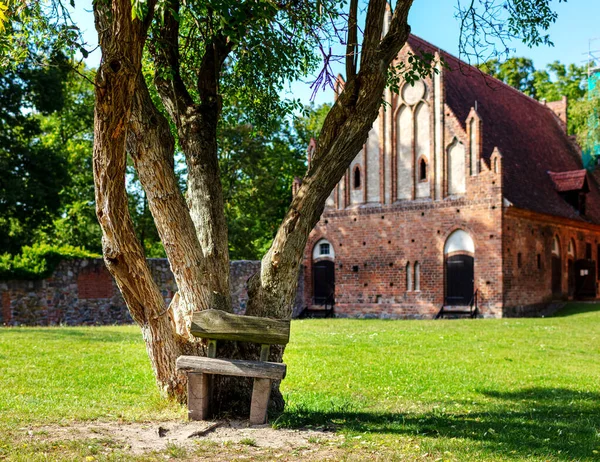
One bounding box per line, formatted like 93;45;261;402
131;0;149;21
0;243;99;280
387;52;446;95
0;2;8;33
456;0;564;64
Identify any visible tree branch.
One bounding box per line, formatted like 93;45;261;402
345;0;358;81
127;71;213;338
246;0;414;319
93;0;185;397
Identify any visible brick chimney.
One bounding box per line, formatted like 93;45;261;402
546;96;568;131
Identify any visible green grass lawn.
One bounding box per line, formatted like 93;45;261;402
0;303;599;460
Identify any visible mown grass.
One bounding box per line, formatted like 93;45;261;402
0;303;599;460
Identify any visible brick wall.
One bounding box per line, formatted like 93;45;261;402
502;207;600;316
0;259;297;326
304;161;504;319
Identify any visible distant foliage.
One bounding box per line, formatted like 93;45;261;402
0;243;99;280
479;57;593;140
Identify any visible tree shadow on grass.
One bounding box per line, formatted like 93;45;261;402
552;302;600;317
275;387;600;460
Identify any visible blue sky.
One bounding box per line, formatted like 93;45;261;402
72;0;600;106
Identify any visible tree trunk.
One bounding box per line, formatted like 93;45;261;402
93;0;188;398
127;73;211;341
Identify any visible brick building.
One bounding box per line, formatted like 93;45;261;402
301;34;600;319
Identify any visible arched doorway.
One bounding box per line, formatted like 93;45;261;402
444;230;475;305
312;239;335;306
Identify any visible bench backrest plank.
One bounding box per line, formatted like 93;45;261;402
190;309;290;345
177;355;287;380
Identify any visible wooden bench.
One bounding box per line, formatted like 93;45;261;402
176;309;290;425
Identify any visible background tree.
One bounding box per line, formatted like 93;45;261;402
0;50;71;254
220;114;307;260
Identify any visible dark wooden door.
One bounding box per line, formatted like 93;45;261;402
574;259;596;298
445;254;474;305
552;256;562;295
313;261;335;305
568;259;575;297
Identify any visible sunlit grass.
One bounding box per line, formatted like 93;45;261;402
279;303;600;460
0;303;599;460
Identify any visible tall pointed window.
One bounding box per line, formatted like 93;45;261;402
418;157;427;182
353;165;361;189
414;262;421;291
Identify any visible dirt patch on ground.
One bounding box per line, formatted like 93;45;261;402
27;420;344;460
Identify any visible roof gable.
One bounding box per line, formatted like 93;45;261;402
405;35;600;224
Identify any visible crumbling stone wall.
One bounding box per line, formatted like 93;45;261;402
0;259;302;326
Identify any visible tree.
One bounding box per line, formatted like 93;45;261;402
220;113;307;260
0;50;71;254
479;57;537;96
36;65;103;253
3;0;564;411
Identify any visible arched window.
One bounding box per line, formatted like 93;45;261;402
493;157;498;173
418;158;427;181
353;165;361;189
552;236;560;256
312;238;335;260
406;262;412;292
444;229;475;255
414;262;421;291
551;236;561;295
568;239;576;257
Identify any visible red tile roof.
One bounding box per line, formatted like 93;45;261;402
548;170;589;192
406;35;600;224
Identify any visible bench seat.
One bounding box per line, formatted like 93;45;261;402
176;356;286;380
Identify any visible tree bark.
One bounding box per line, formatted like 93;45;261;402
127;73;210;341
93;0;186;398
150;1;231;312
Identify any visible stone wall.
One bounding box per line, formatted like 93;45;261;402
0;259;303;326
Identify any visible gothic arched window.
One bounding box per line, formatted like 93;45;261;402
353;165;361;189
418;157;427;181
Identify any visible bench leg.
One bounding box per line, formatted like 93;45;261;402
188;372;212;421
249;378;271;425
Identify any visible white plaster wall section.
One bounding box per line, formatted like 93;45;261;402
444;229;475;254
402;79;425;106
396;105;412;200
338;177;346;209
366;124;381;203
350;149;364;205
469;118;478;176
325;188;335;208
447;138;466;195
433;65;443;200
384;88;393;204
415;101;431;198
